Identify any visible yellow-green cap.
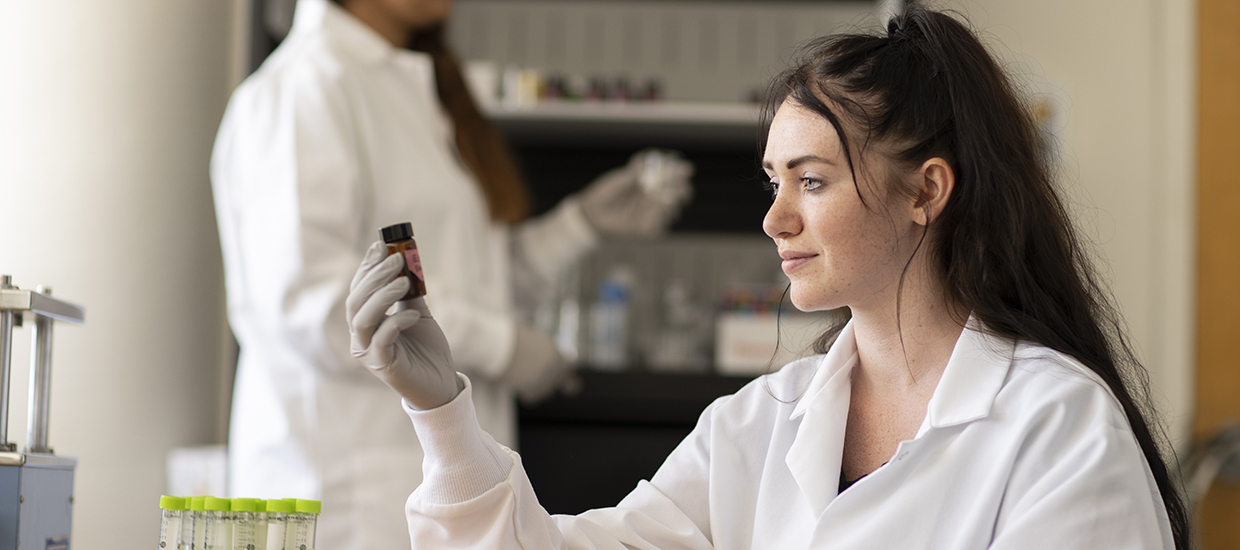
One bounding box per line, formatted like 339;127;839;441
266;498;295;513
231;498;258;512
255;499;266;513
159;495;186;510
295;499;321;514
189;496;207;511
204;497;230;512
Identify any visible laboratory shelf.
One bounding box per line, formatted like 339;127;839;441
517;369;753;515
519;369;753;427
487;101;763;149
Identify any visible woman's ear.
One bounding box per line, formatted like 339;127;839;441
911;158;955;226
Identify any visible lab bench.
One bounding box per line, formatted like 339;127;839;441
517;369;753;515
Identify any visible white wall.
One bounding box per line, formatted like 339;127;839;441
0;0;239;545
956;0;1196;448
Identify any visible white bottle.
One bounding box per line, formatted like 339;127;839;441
590;268;634;370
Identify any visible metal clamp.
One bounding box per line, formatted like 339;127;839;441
0;276;85;455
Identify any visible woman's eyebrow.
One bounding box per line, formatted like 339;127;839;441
762;154;838;171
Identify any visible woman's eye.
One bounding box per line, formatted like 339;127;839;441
763;179;780;199
801;177;824;191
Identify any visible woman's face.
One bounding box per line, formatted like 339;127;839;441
761;100;920;314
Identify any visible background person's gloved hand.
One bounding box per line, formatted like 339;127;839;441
579;149;694;236
346;242;462;410
504;324;574;405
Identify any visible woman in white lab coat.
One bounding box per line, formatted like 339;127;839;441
210;0;689;547
344;5;1191;549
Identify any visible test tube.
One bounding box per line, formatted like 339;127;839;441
159;496;186;550
230;498;259;550
203;497;232;550
264;498;294;550
279;499;298;550
253;499;268;550
189;497;207;550
286;500;320;550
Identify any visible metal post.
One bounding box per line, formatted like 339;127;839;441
0;276;15;452
27;286;54;454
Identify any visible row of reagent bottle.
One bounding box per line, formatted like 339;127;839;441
158;495;320;550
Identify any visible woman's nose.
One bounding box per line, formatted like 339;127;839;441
762;192;801;239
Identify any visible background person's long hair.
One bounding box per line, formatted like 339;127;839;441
409;25;531;224
762;5;1191;548
328;0;531;223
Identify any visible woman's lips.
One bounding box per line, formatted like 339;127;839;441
779;251;816;274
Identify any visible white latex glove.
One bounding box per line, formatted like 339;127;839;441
346;242;462;410
504;324;574;404
579;149;694;236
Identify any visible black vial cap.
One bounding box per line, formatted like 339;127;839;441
380;222;414;243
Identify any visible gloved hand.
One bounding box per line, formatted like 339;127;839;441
504;324;575;404
346;242;462;410
579;149;694;236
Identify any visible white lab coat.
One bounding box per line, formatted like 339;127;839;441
209;0;596;547
399;320;1175;549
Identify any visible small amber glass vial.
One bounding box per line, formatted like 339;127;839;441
380;222;427;300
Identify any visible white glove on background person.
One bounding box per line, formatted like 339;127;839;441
579;149;694;236
346;242;462;410
504;324;574;404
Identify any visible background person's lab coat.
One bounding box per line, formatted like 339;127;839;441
210;0;598;547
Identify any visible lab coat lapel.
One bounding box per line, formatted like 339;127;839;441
785;321;858;518
921;318;1015;434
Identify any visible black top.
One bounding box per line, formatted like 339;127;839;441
839;470;868;493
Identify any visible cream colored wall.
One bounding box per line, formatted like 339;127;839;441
952;0;1196;449
0;0;239;545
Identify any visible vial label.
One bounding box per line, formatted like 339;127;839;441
404;248;424;282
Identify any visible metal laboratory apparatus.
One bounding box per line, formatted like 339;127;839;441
0;275;84;550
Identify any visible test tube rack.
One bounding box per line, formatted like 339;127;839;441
0;275;83;550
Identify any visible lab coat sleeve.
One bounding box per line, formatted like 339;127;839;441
988;378;1174;549
509;196;598;304
403;374;717;550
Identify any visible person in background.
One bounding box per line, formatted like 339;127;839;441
344;4;1191;549
209;0;692;547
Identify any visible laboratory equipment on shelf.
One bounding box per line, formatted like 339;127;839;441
0;275;85;550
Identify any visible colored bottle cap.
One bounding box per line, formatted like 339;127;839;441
159;495;186;510
231;498;258;512
189;496;207;511
255;499;267;513
266;498;295;513
380;222;414;243
295;499;321;514
204;497;231;512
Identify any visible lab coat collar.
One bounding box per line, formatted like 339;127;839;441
292;0;401;66
783;316;1015;517
923;317;1016;431
787;316;1015;427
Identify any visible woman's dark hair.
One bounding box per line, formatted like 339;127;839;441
409;26;531;224
329;0;531;223
762;5;1190;548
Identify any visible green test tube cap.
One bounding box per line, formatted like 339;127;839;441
295;499;321;515
204;497;231;512
255;499;267;513
159;495;186;510
231;498;258;513
190;496;207;511
266;498;295;514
